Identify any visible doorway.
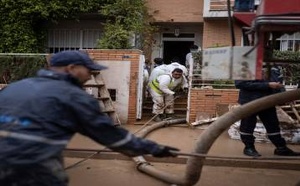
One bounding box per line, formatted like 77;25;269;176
163;41;194;65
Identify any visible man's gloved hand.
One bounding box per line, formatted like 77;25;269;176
152;145;179;157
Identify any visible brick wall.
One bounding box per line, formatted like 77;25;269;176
189;88;239;122
146;0;203;22
87;49;142;125
203;20;242;48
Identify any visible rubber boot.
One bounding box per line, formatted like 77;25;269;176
153;114;163;122
274;146;300;156
243;146;261;157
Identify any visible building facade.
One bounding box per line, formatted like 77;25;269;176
44;0;300;124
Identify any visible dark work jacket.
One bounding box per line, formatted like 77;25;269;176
0;69;162;165
270;66;286;93
235;80;276;104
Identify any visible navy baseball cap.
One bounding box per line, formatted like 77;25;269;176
50;50;107;70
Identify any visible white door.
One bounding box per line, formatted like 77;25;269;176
136;55;146;119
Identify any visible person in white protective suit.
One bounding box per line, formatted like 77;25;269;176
148;62;188;86
148;64;169;83
167;62;188;78
185;44;199;69
148;68;187;122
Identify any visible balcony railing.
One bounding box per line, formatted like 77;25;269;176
204;0;233;18
210;0;234;11
204;0;259;18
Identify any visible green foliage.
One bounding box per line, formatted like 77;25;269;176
98;0;155;49
100;0;146;32
191;51;202;74
192;51;202;63
0;55;47;83
212;80;235;89
0;0;155;51
284;63;300;84
268;50;300;84
272;50;300;61
98;23;131;49
0;0;104;53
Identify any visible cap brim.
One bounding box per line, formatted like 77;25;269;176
86;63;108;71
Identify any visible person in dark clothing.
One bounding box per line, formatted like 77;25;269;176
0;50;179;186
153;57;164;68
235;79;300;157
270;65;286;93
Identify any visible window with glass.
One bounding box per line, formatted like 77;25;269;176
276;32;300;51
47;29;102;53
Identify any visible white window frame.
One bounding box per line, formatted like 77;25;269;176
47;29;102;52
277;32;300;51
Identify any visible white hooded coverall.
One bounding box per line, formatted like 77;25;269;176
148;63;188;87
148;64;169;83
148;74;184;115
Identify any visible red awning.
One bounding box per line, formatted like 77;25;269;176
233;13;256;26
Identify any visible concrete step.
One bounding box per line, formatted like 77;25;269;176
142;100;187;112
141;95;188;120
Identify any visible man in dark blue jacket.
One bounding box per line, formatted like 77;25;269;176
0;50;179;186
235;78;300;157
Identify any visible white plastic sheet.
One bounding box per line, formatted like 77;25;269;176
228;121;300;144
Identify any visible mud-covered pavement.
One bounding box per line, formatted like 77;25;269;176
64;124;300;186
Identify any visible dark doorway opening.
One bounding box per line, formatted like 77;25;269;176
163;41;194;65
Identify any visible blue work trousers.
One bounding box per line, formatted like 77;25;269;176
0;158;68;186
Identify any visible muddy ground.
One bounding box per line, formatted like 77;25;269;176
64;124;300;186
